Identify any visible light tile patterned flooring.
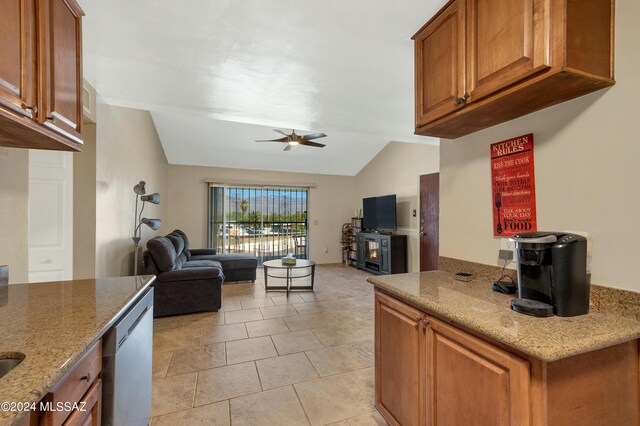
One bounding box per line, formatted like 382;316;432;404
150;264;388;426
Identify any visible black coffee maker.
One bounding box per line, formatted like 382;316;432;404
510;232;590;317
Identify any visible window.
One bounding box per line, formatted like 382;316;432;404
209;185;309;265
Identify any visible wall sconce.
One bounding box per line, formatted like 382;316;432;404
133;181;161;275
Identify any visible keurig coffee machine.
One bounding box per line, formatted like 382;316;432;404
510;232;590;317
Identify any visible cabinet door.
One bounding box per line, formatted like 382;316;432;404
0;0;36;118
466;0;549;103
375;291;426;426
62;378;102;426
414;0;466;127
37;0;84;144
425;317;530;426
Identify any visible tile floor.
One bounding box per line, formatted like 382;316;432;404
150;264;388;426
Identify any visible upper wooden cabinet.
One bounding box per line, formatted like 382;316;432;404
413;0;615;139
0;0;84;151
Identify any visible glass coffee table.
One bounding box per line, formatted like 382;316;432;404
263;259;316;296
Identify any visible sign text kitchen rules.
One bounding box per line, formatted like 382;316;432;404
490;134;537;237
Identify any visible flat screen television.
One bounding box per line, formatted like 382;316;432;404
362;194;397;232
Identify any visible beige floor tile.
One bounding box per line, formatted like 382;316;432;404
153;326;203;353
240;296;276;309
283;314;327;332
225;308;263;324
218;298;243;312
152;351;173;379
312;325;373;347
270;294;305;305
226;336;278;364
271;330;324;355
245;318;290;337
201;323;248;345
151;372;197;417
294;373;374;426
230;386;310;426
260;304;300;319
154;311;224;332
167;343;226;376
195;362;261;405
305;343;373;377
330;411;388;426
256;353;319;390
152;400;230;426
349;367;375;404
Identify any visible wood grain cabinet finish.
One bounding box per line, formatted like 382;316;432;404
0;0;84;151
62;379;102;426
426;317;530;426
375;291;425;426
374;290;640;426
413;0;614;139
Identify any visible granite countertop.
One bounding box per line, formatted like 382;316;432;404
368;271;640;362
0;275;155;425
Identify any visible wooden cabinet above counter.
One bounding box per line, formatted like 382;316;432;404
0;0;85;151
413;0;615;139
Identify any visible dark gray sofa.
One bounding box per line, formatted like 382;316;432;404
143;229;257;317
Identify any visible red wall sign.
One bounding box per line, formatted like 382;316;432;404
490;134;537;237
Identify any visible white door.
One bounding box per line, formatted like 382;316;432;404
28;150;73;282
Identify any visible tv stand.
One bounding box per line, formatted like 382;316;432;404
356;232;407;275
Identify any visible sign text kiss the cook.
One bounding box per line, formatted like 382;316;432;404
490;134;537;237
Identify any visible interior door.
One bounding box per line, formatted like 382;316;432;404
28;149;73;282
466;0;550;103
420;173;439;271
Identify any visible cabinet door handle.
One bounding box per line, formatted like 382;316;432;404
423;320;430;328
455;93;470;105
80;373;91;382
415;316;422;323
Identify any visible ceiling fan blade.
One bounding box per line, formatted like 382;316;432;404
255;137;289;143
274;129;289;136
300;140;326;148
284;144;292;151
301;133;327;140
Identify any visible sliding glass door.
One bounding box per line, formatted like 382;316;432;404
209;185;308;265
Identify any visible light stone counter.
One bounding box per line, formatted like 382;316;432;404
0;275;155;425
368;270;640;362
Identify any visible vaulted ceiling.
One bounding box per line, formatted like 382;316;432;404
80;0;445;175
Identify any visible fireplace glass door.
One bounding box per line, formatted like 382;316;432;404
365;239;380;261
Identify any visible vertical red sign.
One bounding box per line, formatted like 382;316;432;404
490;134;537;237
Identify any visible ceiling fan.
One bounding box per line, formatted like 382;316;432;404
256;129;327;151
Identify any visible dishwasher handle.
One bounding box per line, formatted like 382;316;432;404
105;288;154;356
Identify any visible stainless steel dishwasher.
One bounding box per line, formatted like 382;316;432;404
102;287;154;426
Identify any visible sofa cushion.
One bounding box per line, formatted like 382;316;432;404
172;229;191;259
209;254;258;270
184;260;223;269
166;233;188;268
146;237;177;272
157;266;223;282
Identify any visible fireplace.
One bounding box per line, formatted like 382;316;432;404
365;238;380;262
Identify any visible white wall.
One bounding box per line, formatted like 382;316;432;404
95;101;168;277
0;148;28;283
354;142;440;272
440;0;640;292
165;165;355;264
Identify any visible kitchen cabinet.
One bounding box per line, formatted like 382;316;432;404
413;0;615;139
0;0;84;151
374;290;640;426
425;317;530;426
39;340;102;426
375;291;425;426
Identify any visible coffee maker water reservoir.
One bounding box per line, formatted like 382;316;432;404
510;232;590;317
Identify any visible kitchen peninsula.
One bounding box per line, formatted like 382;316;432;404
369;265;640;425
0;276;155;425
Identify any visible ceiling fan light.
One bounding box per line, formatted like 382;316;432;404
289;141;299;145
